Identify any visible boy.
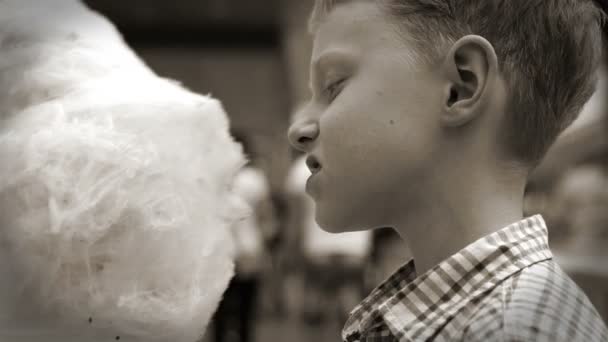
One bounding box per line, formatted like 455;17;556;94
287;0;608;341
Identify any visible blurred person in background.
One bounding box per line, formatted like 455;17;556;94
213;132;275;342
550;165;608;253
543;165;608;322
284;151;371;326
263;191;289;317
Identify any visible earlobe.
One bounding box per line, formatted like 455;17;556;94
441;35;498;128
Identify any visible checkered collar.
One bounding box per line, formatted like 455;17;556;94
343;215;553;342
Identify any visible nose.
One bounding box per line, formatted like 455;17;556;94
288;104;320;152
288;118;319;152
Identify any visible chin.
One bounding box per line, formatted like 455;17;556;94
315;207;369;233
315;210;344;233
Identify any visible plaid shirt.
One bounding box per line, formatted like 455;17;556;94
343;215;608;341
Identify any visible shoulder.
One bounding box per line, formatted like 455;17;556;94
465;260;608;341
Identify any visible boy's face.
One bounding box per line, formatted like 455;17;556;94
289;2;444;232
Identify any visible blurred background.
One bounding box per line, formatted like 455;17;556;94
84;1;607;341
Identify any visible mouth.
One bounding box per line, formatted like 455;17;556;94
305;155;322;196
305;155;322;174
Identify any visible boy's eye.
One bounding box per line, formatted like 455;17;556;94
325;79;346;102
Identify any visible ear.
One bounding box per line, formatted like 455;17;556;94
440;35;499;127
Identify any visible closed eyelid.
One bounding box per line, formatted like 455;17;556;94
324;73;347;88
310;49;356;93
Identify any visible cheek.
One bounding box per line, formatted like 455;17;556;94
321;115;410;179
321;99;399;157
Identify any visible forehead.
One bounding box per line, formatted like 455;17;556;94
311;2;401;62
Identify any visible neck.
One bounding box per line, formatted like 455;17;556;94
393;164;526;275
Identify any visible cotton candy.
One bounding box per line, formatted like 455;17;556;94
0;0;245;341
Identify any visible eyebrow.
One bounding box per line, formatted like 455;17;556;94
309;49;355;93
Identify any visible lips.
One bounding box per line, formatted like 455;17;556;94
305;155;322;196
305;155;322;174
305;170;319;196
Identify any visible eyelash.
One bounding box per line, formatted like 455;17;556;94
325;79;346;102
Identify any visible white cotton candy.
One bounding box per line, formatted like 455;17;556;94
0;1;246;341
